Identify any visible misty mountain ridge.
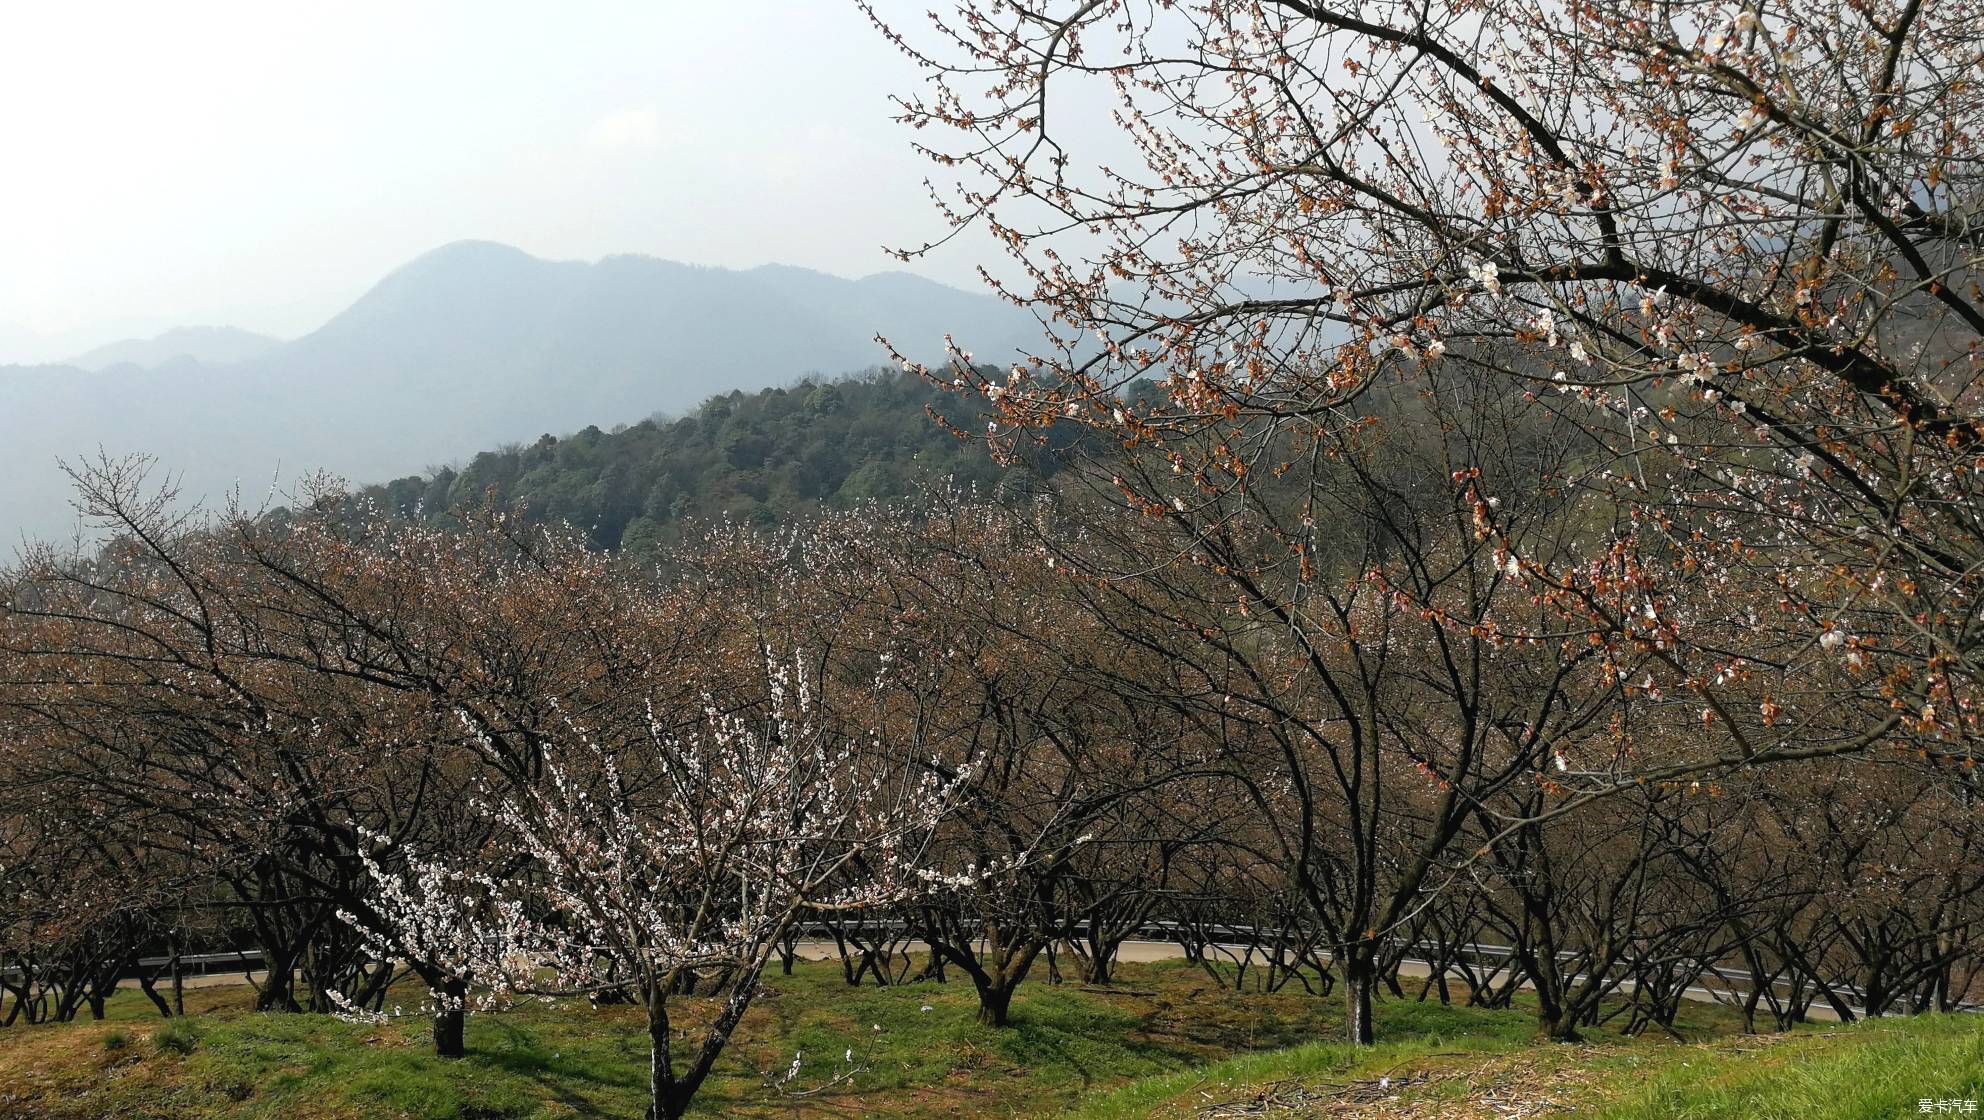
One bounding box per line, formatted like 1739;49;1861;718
63;326;284;372
0;241;1043;544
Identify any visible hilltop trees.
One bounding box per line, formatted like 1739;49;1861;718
355;372;1069;552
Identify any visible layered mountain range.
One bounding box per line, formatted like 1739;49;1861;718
0;242;1040;544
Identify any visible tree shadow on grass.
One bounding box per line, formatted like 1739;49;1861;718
468;1017;649;1117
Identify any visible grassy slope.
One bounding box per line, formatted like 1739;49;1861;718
1071;1000;1984;1120
1;959;1977;1120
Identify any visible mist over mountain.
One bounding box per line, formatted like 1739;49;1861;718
64;326;283;372
0;241;1042;545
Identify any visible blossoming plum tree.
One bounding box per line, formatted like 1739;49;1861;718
349;654;964;1120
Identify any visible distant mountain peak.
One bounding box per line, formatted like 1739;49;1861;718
401;239;540;267
2;241;1038;544
63;325;283;372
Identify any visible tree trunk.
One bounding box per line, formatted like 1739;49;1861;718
433;978;468;1059
1542;1009;1584;1042
975;983;1014;1027
1080;933;1117;984
256;948;302;1013
1342;955;1375;1045
138;974;172;1018
646;991;681;1120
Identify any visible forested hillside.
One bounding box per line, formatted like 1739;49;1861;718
353;370;1081;553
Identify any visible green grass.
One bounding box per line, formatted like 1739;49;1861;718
1070;996;1984;1120
1;958;1976;1120
1595;1012;1984;1120
150;1018;200;1056
0;959;1356;1119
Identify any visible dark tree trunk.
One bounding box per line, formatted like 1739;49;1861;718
1342;954;1375;1045
138;974;172;1018
975;983;1015;1027
433;978;468;1059
919;935;948;982
1542;1008;1584;1042
646;989;680;1120
1086;948;1112;985
256;946;302;1013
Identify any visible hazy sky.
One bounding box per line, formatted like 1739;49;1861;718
0;1;987;359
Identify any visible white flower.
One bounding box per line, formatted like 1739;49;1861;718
1425;338;1446;359
1818;628;1847;652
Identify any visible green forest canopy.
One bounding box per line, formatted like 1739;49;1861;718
354;370;1083;555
